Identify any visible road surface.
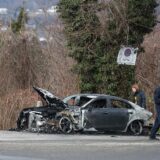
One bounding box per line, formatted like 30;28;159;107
0;131;159;160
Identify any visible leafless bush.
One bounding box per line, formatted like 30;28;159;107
0;16;79;129
136;28;160;114
0;89;38;130
0;30;47;95
36;17;80;97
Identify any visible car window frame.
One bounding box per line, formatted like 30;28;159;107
108;97;134;110
85;97;108;109
63;95;77;106
63;95;95;107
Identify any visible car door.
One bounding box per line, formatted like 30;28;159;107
86;97;131;131
85;97;110;129
105;98;131;131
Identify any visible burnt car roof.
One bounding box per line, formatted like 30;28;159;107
63;93;126;101
63;94;133;108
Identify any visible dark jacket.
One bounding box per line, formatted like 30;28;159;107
154;86;160;106
134;90;146;109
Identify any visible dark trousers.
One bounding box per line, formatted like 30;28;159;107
150;106;160;138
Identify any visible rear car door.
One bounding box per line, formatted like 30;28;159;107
105;98;132;131
86;97;131;131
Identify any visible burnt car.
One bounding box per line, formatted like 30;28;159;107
63;94;153;135
17;88;152;135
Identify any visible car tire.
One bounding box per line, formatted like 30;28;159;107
17;117;28;130
129;121;143;135
59;116;73;134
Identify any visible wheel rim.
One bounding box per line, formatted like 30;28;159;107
130;121;143;135
59;117;73;133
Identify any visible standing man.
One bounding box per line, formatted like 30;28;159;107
150;86;160;140
131;84;146;109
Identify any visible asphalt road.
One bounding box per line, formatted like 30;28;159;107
0;131;159;160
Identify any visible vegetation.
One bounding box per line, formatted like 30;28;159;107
58;0;157;98
0;10;79;129
11;7;28;33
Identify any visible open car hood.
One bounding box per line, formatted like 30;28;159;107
33;87;67;109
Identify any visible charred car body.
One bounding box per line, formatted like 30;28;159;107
17;87;152;135
17;87;74;133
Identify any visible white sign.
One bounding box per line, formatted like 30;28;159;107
117;47;138;65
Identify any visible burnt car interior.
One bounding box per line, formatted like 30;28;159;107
77;96;93;106
66;96;93;107
87;99;107;109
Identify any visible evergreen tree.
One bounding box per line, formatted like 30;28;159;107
58;0;157;98
11;7;28;33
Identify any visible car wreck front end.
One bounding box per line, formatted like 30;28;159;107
17;87;68;132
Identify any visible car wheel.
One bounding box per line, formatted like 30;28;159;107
129;121;143;135
59;116;73;134
17;117;28;130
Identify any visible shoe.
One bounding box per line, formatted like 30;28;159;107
149;137;160;141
